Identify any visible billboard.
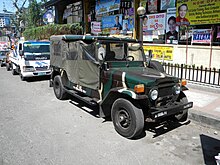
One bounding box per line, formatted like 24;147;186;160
95;0;121;15
146;13;166;31
0;41;8;51
160;0;176;11
176;0;220;25
166;8;178;43
192;29;212;44
143;45;173;61
91;22;102;34
102;14;122;29
148;0;158;13
43;10;54;24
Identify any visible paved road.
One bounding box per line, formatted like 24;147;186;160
0;67;220;165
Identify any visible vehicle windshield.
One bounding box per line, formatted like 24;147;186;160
99;42;143;61
23;42;50;53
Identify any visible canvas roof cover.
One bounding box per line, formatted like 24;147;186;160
50;35;100;90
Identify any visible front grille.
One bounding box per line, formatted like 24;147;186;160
35;66;48;71
158;87;173;97
151;82;178;107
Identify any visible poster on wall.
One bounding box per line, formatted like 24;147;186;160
143;30;165;42
102;14;123;34
95;0;121;15
128;17;134;30
160;0;175;11
176;0;220;25
91;22;102;34
143;45;173;61
43;10;54;24
122;20;129;31
146;13;166;31
0;41;8;51
166;8;178;43
191;29;212;44
148;0;158;13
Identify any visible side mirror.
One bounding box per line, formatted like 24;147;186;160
19;50;24;56
145;50;153;65
98;47;106;61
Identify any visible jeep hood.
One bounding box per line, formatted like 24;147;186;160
109;67;179;87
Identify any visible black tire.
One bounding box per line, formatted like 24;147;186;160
12;69;18;75
0;62;3;67
111;98;144;139
6;63;11;71
174;93;188;122
53;75;68;100
20;74;26;81
149;60;165;72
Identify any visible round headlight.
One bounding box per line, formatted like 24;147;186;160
150;89;158;100
174;84;181;94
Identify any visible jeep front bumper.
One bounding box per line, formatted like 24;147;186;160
150;101;193;120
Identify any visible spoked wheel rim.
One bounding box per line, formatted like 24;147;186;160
116;109;131;129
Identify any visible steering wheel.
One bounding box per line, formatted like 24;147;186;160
126;56;134;61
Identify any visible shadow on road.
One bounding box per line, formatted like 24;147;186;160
200;134;220;165
26;76;50;82
145;120;191;138
68;95;192;139
69;95;100;118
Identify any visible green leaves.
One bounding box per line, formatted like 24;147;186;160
23;23;83;40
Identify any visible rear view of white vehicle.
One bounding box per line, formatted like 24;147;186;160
9;40;51;81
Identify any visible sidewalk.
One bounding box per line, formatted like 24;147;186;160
184;82;220;130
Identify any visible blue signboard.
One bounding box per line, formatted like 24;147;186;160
102;14;122;30
192;29;212;44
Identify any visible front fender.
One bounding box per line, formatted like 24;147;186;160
99;87;147;118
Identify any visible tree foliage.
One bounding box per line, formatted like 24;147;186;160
23;23;83;40
27;0;41;27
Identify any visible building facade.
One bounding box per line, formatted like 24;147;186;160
44;0;220;68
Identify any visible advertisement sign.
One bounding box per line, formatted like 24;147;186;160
96;0;121;15
146;13;166;31
166;8;178;43
0;41;8;51
102;14;122;29
143;45;173;61
160;0;175;11
123;20;129;31
148;0;158;13
91;22;102;34
192;29;212;44
43;10;54;24
176;0;220;25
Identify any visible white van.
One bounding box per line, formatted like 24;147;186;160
9;40;51;80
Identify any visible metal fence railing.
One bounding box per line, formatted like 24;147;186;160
163;63;220;87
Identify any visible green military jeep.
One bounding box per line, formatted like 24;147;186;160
50;35;193;139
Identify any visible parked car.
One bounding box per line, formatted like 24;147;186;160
50;35;193;139
8;40;51;80
0;50;8;67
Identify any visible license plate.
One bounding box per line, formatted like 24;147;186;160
38;72;46;75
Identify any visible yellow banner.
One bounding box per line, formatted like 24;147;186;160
176;0;220;25
143;45;173;61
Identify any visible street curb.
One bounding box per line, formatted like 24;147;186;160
189;109;220;131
